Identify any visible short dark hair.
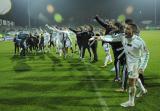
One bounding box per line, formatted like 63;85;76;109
95;33;100;36
129;23;138;34
114;22;124;33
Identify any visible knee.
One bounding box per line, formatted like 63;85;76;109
129;79;135;87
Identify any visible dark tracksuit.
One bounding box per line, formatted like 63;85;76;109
79;31;92;60
88;31;98;62
70;28;98;62
39;36;44;51
13;37;20;54
20;39;26;56
69;28;82;52
95;16;128;90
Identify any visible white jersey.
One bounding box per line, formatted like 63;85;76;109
44;32;50;46
100;34;149;71
46;26;74;47
54;28;73;48
51;31;57;42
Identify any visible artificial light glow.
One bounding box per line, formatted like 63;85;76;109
0;0;12;15
117;14;126;22
38;13;50;23
0;34;3;38
46;4;55;14
126;5;134;15
54;13;63;23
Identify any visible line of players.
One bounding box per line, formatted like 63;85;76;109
90;15;149;107
13;15;149;107
44;15;149;107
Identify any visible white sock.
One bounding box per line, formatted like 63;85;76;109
108;49;112;62
104;55;109;66
132;86;136;104
60;50;62;56
129;87;132;102
137;78;145;92
109;54;112;62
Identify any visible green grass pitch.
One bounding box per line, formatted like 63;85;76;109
0;30;160;111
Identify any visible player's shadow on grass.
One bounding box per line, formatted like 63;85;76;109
32;52;46;61
11;53;46;62
10;55;26;62
23;53;46;61
67;79;110;91
0;82;68;92
145;75;160;81
12;57;32;72
38;53;45;60
66;62;101;72
46;53;60;62
2;73;115;93
0;96;111;110
0;74;125;110
146;82;160;88
14;75;95;82
46;53;63;66
0;96;58;110
144;75;160;87
13;62;31;72
66;74;111;91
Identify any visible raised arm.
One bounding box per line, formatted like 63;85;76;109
45;24;56;31
53;27;69;33
95;15;109;28
90;34;122;42
69;28;78;34
101;34;121;42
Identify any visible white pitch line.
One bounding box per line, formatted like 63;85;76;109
85;64;110;111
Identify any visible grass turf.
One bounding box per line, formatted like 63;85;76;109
0;30;160;111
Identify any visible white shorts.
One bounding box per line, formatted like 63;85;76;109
66;40;72;48
103;44;110;52
56;40;63;49
127;62;139;79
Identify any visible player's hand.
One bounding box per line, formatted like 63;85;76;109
94;15;98;19
94;36;100;40
89;37;94;41
96;15;99;17
138;68;144;74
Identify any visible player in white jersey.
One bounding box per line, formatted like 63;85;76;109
120;24;149;107
43;31;50;53
46;26;74;58
53;27;74;57
91;23;149;107
101;42;112;67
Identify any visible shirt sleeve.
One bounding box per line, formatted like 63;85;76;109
139;39;149;71
100;34;122;42
95;16;109;28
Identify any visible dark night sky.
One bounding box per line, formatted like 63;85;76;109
0;0;160;26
